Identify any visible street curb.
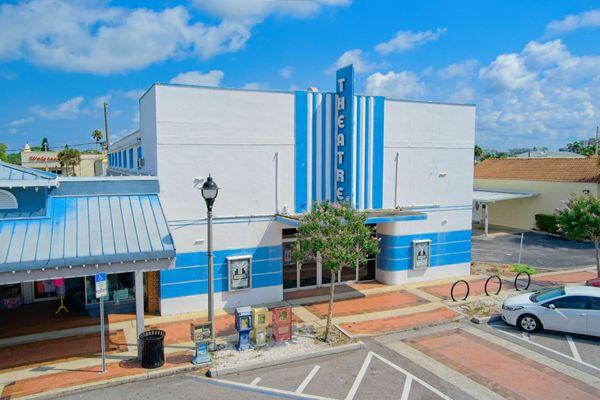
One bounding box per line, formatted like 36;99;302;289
21;362;208;400
208;341;364;377
470;314;502;324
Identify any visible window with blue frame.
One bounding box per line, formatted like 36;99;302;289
118;151;122;167
129;148;134;169
123;150;127;169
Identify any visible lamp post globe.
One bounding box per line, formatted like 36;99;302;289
201;175;219;210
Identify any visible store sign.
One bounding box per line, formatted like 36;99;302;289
412;240;431;269
95;272;108;298
28;155;59;162
335;65;354;203
228;256;252;291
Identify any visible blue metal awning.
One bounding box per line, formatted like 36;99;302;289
0;161;59;188
0;194;175;272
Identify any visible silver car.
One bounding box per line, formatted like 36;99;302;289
501;285;600;336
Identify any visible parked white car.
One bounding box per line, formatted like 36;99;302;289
502;285;600;337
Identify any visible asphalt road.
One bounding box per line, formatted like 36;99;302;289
472;231;596;269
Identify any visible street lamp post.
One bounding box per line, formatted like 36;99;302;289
201;175;219;350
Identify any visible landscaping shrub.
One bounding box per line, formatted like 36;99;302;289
535;214;559;234
512;263;537;275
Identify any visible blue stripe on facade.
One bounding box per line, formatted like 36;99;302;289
355;96;361;209
160;245;283;299
321;95;327;202
295;91;308;212
311;93;317;204
372;96;385;209
364;97;370;209
376;229;472;271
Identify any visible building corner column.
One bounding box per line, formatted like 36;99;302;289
135;270;144;360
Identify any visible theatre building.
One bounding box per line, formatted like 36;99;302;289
108;65;475;316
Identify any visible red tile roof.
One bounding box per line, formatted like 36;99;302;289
474;157;599;183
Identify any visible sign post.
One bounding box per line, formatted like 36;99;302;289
95;272;108;373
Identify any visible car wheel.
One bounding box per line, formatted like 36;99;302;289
517;314;541;333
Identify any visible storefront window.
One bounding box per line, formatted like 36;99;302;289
34;280;57;300
85;272;135;304
0;284;23;309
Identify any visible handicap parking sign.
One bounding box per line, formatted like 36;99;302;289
95;272;108;298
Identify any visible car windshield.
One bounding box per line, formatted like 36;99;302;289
530;287;565;302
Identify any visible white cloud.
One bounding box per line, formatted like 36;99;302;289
169;70;224;86
331;49;375;73
364;70;424;99
438;60;478;79
479;53;536;92
475;40;600;149
375;28;446;54
7;117;34;127
0;0;251;74
192;0;350;23
121;89;145;100
280;66;293;79
546;9;600;35
92;94;112;110
30;96;84;119
243;82;268;90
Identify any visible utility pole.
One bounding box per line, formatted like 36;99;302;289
102;102;110;176
596;126;599;157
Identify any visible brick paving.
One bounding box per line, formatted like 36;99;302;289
0;351;199;400
420;278;512;300
406;329;600;400
305;290;427;318
339;307;457;335
0;329;127;371
532;271;597;286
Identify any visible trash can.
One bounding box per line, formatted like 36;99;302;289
139;330;166;369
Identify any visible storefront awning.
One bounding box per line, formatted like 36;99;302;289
0;161;59;188
473;189;538;204
276;209;427;227
0;193;175;282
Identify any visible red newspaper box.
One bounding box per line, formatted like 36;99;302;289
271;306;292;341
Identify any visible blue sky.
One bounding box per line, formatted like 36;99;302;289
1;0;599;153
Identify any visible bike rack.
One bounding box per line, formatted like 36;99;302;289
450;279;470;302
484;275;502;296
514;271;531;291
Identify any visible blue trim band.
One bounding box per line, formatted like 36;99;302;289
295;91;308;212
372;96;385;208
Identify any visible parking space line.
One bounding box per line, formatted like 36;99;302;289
197;376;335;400
296;365;321;394
371;353;454;400
250;377;261;386
344;351;454;400
399;376;412;400
490;325;600;373
344;352;373;400
565;335;582;362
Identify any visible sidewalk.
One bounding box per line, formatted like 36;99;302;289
0;267;595;399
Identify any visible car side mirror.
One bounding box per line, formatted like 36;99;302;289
548;304;556;310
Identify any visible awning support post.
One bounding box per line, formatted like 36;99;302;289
135;270;144;360
484;204;489;236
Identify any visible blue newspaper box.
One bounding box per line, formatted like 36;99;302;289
235;306;253;351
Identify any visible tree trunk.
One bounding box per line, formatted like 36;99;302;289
324;269;336;342
595;240;600;278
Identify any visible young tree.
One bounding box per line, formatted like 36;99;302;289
57;148;81;176
293;201;380;342
555;194;600;277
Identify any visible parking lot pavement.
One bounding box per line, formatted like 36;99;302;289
218;341;476;400
471;231;596;269
476;320;600;377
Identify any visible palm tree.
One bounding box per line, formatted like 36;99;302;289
57;147;81;176
91;129;103;152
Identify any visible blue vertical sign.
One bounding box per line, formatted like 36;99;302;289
335;65;354;204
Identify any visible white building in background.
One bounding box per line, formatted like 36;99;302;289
108;65;476;316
